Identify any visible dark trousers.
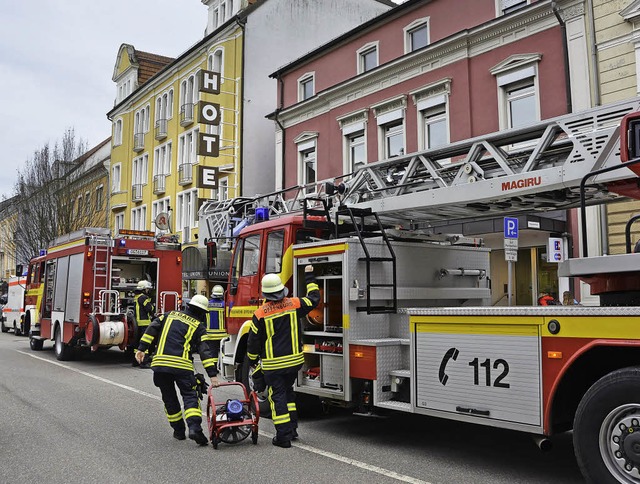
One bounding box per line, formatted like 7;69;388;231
153;371;202;433
264;365;300;441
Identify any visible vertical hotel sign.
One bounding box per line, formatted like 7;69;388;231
197;70;221;157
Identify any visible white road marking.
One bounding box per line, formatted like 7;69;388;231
17;349;430;484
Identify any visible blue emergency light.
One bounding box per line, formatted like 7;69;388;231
255;207;269;222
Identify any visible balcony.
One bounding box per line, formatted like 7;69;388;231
153;174;167;194
133;132;145;152
155;119;168;140
132;184;143;202
180;103;195;126
178;163;193;185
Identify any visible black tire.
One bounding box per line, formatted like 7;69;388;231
54;325;73;361
1;321;8;333
21;314;29;337
251;430;258;445
86;314;99;346
30;337;43;351
14;320;21;336
574;366;640;484
239;358;271;418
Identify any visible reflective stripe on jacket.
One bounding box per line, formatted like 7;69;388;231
204;298;227;342
138;310;218;377
134;293;154;327
247;275;320;371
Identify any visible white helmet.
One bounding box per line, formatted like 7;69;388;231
261;273;284;294
188;294;209;311
137;280;153;290
211;285;224;298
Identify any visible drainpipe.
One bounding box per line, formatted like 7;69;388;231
584;0;608;254
551;2;573;114
274;74;286;191
234;15;247;196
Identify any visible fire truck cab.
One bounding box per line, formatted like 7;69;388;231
28;228;182;360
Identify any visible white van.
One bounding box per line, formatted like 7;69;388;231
2;276;26;334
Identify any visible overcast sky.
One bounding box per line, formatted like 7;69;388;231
0;1;404;201
0;0;207;199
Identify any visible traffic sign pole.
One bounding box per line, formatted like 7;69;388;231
504;218;519;307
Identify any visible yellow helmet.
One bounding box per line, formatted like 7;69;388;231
188;294;209;311
211;285;224;298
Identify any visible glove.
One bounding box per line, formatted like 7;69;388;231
251;364;266;393
194;373;209;400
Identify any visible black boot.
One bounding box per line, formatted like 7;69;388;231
189;429;208;446
272;436;291;448
173;429;186;440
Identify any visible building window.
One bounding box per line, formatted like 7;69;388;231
85;192;91;215
134;105;150;134
208;48;224;82
154;142;172;176
491;55;541;130
115;213;124;232
506;80;536;128
176;188;198;231
152;197;171;233
298;73;315;101
132;154;149;186
347;131;366;173
112;164;121;193
501;0;528;14
301;148;316;189
422;104;448;149
114;119;123;146
218;176;229;201
405;19;429;53
357;42;378;74
180;73;199;123
178;129;198;167
131;206;147;231
77;196;83;218
383;122;404;158
95;185;104;211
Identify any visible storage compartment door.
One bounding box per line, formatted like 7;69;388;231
53;256;70;312
64;253;84;322
415;321;541;426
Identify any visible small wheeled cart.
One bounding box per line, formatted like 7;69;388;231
206;382;260;449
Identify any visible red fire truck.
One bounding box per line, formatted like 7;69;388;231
28;228;182;360
199;98;640;484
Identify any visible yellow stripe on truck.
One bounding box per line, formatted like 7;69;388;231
293;243;348;257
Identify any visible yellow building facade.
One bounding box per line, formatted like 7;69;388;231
107;24;243;250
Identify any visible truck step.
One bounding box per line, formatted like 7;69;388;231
356;306;396;313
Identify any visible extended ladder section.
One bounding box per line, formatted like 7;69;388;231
335;206;397;314
89;234;113;312
341;98;640;227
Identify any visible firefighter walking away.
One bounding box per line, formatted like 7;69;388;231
247;265;320;448
132;280;156;368
136;295;220;446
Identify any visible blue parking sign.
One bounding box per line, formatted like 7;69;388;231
504;217;518;238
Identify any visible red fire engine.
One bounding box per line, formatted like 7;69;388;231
28;228;182;360
199;99;640;484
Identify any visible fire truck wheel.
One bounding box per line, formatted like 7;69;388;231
54;326;73;361
29;337;43;351
240;358;271;418
573;366;640;484
86;314;99;346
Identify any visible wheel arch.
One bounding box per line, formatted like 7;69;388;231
548;344;640;434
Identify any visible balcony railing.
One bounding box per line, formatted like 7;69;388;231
133;132;145;152
155;119;168;140
132;184;143;201
180;103;195;126
153;174;167;194
178;163;193;185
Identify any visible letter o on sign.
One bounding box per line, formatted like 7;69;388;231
202;104;219;123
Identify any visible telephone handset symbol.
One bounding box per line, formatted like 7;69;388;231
438;347;460;386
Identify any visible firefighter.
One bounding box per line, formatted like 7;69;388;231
135;294;220;446
132;280;155;368
247;266;320;448
202;285;227;370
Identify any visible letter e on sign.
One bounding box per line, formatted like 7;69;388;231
198;166;218;189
